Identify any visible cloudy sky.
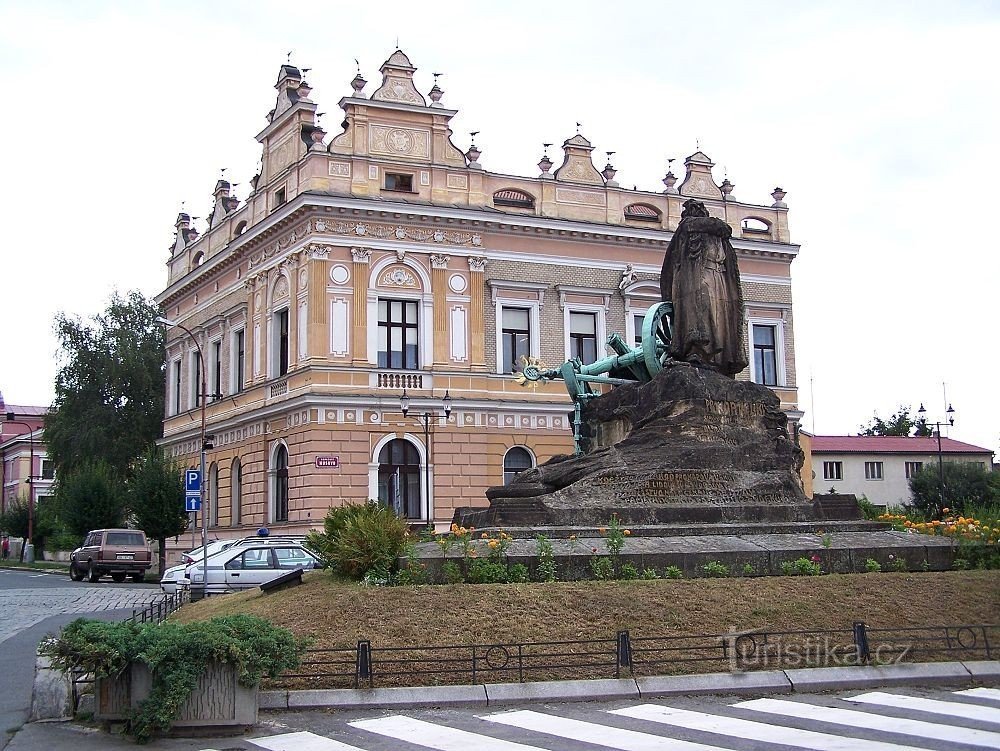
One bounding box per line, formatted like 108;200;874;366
1;1;997;454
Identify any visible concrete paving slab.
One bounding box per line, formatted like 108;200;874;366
785;661;972;692
258;690;288;709
636;669;792;697
484;677;640;704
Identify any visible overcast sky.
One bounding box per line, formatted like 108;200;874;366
1;1;997;455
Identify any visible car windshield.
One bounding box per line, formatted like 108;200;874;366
106;532;145;546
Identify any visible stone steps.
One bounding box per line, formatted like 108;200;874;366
448;519;890;539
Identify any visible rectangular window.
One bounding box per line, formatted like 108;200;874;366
192;351;202;407
633;313;645;348
212;340;222;400
865;461;883;480
274;187;286;207
569;311;598;365
41;459;55;480
232;329;245;393
274;309;289;376
384;173;413;192
378;299;419;369
501;307;530;374
752;324;778;386
171;360;181;415
904;461;923;479
823;461;843;481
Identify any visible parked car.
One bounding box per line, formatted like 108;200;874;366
162;535;311;594
178;540;321;594
70;529;152;583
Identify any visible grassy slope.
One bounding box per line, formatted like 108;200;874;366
174;570;999;648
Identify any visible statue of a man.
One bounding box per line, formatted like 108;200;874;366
659;199;747;377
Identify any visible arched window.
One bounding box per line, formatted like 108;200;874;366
504;447;534;484
234;220;248;237
208;462;219;527
493;189;535;209
377;439;421;519
192;251;205;268
273;444;289;522
741;217;771;233
624;203;661;222
230;457;242;527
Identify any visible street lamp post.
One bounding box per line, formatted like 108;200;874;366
156;316;219;599
399;390;451;522
4;413;35;563
917;402;956;515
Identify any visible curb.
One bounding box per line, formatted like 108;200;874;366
259;659;998;710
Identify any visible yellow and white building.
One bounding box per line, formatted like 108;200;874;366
155;49;802;534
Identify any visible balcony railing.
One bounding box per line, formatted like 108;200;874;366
270;380;288;397
377;372;423;390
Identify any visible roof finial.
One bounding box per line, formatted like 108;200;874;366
395;36;400;49
542;142;552;157
433;72;442;85
286;50;293;64
575;121;581;134
354;58;360;74
470;131;479;146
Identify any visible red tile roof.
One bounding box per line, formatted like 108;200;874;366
811;435;993;455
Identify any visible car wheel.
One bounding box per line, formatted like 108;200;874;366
88;566;101;583
130;573;145;583
111;572;127;583
70;563;85;582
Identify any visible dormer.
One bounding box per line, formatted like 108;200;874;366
678;150;723;199
256;63;319;192
554;134;603;186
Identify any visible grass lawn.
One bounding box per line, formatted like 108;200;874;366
174;570;999;648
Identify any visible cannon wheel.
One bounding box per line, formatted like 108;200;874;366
641;301;674;378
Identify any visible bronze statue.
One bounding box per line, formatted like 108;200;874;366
659;199;747;377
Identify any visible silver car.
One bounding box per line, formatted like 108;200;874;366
162;535;308;594
180;541;321;594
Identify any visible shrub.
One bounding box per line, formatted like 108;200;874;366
741;563;755;576
620;563;640;580
590;556;614;580
508;563;530;583
42;615;304;743
308;502;407;580
663;565;683;579
886;554;908;572
701;560;729;578
534;535;557;582
856;495;881;520
781;557;822;576
864;558;882;573
641;567;660;579
467;558;510;584
441;560;464;583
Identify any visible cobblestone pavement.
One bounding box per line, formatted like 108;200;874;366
0;576;164;644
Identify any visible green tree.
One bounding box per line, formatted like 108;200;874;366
0;497;30;561
128;447;188;575
859;405;932;437
909;462;1000;517
44;291;165;478
54;461;127;540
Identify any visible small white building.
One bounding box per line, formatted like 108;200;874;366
809;435;994;506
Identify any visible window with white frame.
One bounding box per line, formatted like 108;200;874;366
501;307;531;374
752;324;778;386
273;444;289;522
41;459;55;480
272;308;289;377
632;312;645;347
569;311;598;364
230;457;242;527
171;359;181;415
503;447;534;485
904;461;923;479
378;299;419;369
231;328;245;394
823;461;843;481
191;350;202;407
864;461;883;480
211;340;222;400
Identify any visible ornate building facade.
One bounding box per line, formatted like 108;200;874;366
155;49;802;534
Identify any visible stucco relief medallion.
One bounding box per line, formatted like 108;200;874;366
387;128;414;153
488;415;497;426
298;269;307;288
380;268;417;287
315;219;328;232
273;277;289;300
345;411;355;421
325;410;336;421
464;414;474;424
433;230;445;243
395;227;406;239
471;234;482;246
255;293;262;308
369;412;380;423
504;416;514;426
330;264;350;285
448;274;467;293
355;224;367;236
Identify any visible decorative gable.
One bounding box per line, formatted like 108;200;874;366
554;133;603;186
371;49;427;106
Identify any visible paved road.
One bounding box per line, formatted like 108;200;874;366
6;685;1000;750
0;567;165;751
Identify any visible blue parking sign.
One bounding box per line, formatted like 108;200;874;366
185;496;201;512
185;469;201;493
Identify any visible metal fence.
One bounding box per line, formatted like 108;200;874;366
269;623;996;690
124;590;189;624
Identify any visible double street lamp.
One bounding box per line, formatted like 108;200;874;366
399;390;451;521
917;402;956;515
4;412;36;563
156;316;220;599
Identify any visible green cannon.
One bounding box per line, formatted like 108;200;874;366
516;301;674;452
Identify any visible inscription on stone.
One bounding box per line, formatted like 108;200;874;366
592;470;781;505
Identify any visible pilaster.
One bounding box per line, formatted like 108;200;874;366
431;253;450;366
468;256;487;370
351;247;372;364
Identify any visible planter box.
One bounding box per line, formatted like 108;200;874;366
96;661;257;728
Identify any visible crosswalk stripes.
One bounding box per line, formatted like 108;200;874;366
241;687;1000;751
610;704;934;751
734;697;1000;749
954;687;1000;704
847;690;1000;724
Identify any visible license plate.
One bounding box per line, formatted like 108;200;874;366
116;554;134;560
